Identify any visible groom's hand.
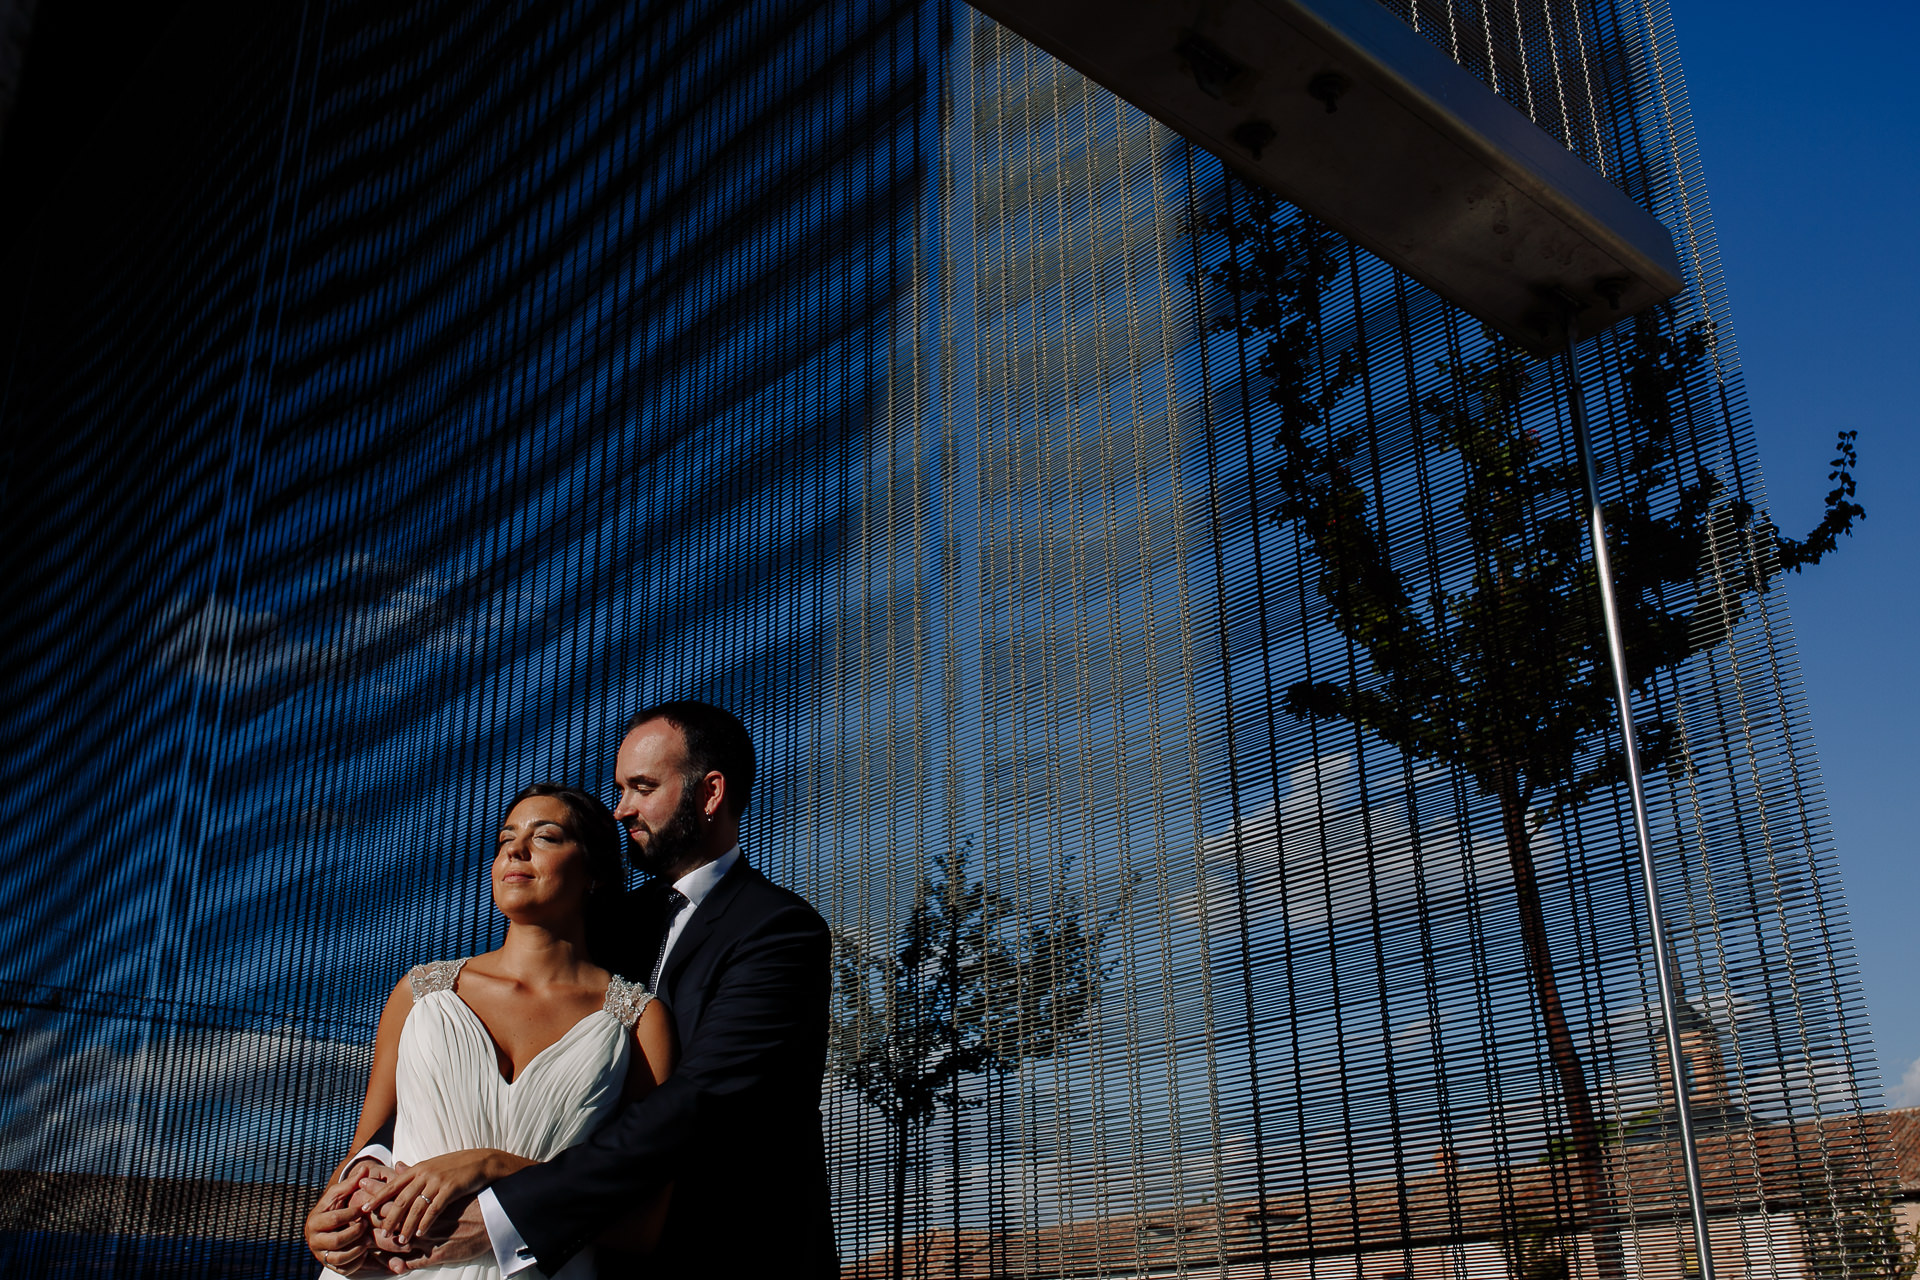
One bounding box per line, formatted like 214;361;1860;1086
306;1172;375;1273
394;1195;489;1272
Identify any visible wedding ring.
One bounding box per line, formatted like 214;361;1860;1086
416;1193;432;1203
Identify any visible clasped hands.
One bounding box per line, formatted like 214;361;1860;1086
305;1150;532;1274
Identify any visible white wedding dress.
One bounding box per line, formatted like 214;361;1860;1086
322;958;651;1280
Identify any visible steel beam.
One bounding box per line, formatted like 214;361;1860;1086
968;0;1685;353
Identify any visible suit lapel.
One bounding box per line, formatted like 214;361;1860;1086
661;859;753;995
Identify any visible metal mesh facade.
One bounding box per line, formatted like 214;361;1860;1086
0;0;1890;1276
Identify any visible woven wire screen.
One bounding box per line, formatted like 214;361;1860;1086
0;0;1890;1276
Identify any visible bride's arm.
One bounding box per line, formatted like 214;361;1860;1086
595;998;678;1252
305;976;412;1272
337;978;412;1181
624;996;678;1101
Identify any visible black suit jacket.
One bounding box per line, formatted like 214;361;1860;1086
492;860;838;1280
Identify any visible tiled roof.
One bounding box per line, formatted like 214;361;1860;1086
0;1169;314;1239
849;1108;1920;1279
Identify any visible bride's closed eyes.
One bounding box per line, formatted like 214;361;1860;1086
498;823;569;847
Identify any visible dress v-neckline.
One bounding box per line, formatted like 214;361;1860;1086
438;972;612;1087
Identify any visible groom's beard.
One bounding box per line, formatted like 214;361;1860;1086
624;784;706;879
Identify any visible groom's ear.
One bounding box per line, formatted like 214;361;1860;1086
700;770;728;821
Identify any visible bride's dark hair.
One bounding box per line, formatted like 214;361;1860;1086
503;783;625;901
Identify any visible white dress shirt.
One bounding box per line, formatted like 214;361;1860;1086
479;844;742;1277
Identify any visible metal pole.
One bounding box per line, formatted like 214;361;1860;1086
1562;320;1718;1280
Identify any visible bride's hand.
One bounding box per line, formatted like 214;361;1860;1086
349;1167;418;1260
357;1148;533;1246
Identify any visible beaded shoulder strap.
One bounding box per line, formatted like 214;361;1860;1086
603;974;653;1028
407;958;466;999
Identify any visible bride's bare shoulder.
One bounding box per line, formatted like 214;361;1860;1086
370;970;419;1046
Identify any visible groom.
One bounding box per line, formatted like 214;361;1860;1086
360;700;838;1278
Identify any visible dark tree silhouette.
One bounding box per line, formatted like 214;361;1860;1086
1803;1196;1920;1280
1204;193;1864;1268
830;840;1133;1280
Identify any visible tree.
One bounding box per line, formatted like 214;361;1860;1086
1203;192;1863;1266
1804;1197;1920;1280
1508;1217;1575;1280
830;839;1133;1280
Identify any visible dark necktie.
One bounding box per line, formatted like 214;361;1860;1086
649;889;689;991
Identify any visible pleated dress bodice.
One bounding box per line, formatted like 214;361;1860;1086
321;959;649;1280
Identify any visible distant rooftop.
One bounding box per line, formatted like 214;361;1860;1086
850;1107;1920;1279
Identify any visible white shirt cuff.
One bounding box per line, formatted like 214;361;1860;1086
479;1186;540;1277
346;1144;393;1176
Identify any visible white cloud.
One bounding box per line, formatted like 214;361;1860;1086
1886;1055;1920;1108
1740;1055;1861;1118
0;1021;369;1183
1185;751;1550;939
149;555;465;695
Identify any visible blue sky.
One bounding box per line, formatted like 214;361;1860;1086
1671;0;1920;1099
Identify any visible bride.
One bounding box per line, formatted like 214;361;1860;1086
304;783;675;1277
